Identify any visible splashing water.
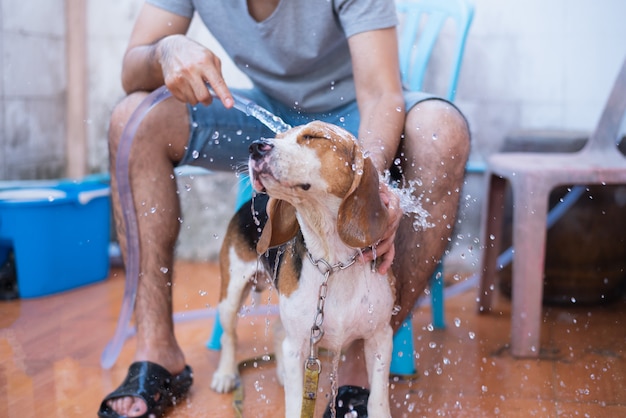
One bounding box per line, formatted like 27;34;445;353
329;352;341;418
384;172;434;231
222;89;292;134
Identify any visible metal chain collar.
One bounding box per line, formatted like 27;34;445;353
306;251;359;352
301;251;360;418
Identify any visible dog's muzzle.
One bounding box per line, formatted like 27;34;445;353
249;139;276;192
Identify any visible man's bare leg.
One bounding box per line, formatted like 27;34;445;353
105;93;191;417
338;100;470;387
391;99;470;331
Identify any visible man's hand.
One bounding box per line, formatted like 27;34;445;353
156;35;234;108
362;182;402;274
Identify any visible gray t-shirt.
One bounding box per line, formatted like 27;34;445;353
146;0;397;112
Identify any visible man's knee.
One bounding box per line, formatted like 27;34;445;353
108;92;189;163
109;93;150;145
409;98;468;131
404;99;470;158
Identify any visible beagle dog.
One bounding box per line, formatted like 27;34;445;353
211;121;395;417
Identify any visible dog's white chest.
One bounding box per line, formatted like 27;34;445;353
279;261;394;352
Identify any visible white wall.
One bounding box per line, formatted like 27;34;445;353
458;0;626;159
0;0;67;179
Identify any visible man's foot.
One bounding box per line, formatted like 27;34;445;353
324;385;370;418
98;362;193;418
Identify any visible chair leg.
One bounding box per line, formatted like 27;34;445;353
478;174;507;313
430;262;445;329
390;314;416;376
206;311;224;350
509;177;550;358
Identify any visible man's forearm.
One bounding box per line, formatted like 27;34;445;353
357;91;405;174
121;43;166;94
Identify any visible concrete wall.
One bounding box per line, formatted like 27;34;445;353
2;0;626;266
1;0;67;179
459;0;626;158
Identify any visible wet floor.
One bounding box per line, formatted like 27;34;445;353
1;261;624;417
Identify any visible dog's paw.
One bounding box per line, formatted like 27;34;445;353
210;371;239;393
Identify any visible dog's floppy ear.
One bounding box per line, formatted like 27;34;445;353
257;197;299;254
337;151;389;248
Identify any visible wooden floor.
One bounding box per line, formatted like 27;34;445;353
1;260;625;418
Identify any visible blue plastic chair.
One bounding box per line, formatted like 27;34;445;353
396;0;474;102
209;0;475;378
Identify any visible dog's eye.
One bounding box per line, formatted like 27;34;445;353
301;134;328;142
299;183;311;191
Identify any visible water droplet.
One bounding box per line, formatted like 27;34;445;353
160;267;169;274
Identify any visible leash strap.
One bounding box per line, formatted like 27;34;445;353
233;383;244;418
301;357;322;418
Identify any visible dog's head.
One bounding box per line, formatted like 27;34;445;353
249;120;389;254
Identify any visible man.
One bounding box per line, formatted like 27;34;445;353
99;0;470;417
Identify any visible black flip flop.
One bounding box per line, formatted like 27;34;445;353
323;385;369;418
98;361;193;418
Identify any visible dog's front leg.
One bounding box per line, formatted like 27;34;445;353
364;325;394;418
211;299;242;392
281;336;306;417
211;262;256;393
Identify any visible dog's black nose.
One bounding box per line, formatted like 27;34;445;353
249;139;274;160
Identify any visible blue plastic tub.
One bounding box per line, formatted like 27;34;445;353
0;177;111;298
